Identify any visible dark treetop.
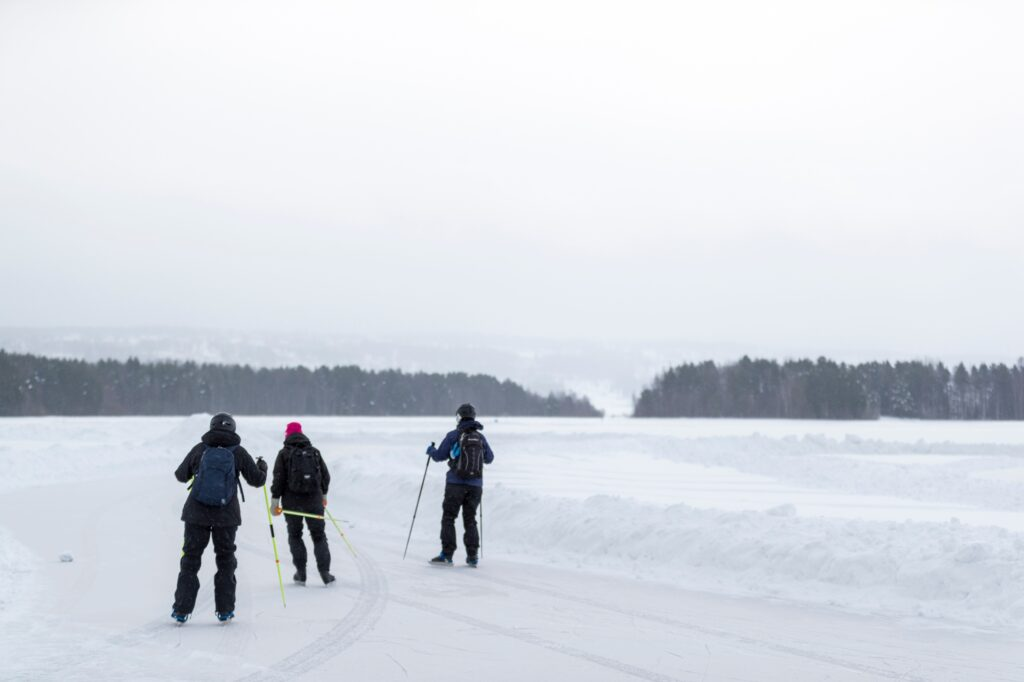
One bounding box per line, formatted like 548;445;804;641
635;356;1024;420
0;350;601;417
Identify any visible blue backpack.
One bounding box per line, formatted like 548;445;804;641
192;446;238;507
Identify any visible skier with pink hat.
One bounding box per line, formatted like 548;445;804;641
269;421;335;585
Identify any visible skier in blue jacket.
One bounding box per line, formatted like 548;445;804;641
426;403;494;566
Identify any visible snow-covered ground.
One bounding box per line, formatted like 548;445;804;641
1;416;1022;680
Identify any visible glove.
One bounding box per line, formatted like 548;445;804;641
426;442;436;456
271;497;282;516
257;458;268;473
322;496;328;508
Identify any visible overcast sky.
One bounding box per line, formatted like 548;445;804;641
1;0;1021;359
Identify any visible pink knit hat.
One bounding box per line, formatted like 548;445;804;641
285;421;303;438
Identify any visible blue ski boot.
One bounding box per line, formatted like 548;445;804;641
429;552;453;566
216;611;235;623
466;555;479;568
171;611;189;624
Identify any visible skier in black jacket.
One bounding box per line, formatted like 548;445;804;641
270;422;334;585
426;403;494;566
171;413;267;623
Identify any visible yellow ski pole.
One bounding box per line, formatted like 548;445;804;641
281;509;325;520
325;508;358;559
281;509;358;558
262;483;287;607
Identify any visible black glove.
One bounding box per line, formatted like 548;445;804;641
257;457;268;473
426;442;436;456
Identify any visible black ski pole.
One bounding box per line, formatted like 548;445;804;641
403;455;431;560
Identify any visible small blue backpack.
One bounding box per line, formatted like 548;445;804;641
192;446;238;507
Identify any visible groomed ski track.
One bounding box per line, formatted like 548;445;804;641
2;477;1021;681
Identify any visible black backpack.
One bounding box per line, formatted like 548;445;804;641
287;446;322;494
453;430;485;479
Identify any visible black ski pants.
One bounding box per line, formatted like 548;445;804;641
441;483;482;558
173;523;237;615
285;514;331;574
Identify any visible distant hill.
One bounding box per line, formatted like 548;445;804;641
635;356;1024;420
0;350;602;417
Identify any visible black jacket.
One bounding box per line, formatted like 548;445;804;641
270;433;331;513
175;429;267;527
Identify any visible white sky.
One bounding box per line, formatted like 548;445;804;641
1;1;1022;357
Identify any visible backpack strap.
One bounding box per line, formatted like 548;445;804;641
229;446;245;503
187;445;209;490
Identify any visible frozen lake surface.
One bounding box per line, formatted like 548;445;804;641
0;416;1022;680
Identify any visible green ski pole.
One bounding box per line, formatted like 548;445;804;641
262;482;287;608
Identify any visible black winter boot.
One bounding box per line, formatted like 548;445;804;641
294;568;306;585
320;571;336;585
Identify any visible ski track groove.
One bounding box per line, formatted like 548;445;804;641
244;539;688;682
15;535;373;681
390;593;696;682
3;592;217;680
3;486;221;680
467;571;930;682
236;548;388;682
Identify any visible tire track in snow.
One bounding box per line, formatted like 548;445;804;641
469;571;928;682
390;593;695;682
236;548;388;681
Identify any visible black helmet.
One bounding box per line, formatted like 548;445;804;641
456;403;476;421
210;412;236;433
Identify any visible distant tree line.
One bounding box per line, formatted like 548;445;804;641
0;350;602;417
634;356;1024;420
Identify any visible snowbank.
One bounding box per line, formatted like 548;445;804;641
336;459;1024;631
490;490;1024;629
0;526;37;619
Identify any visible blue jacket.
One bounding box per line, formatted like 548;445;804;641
428;419;494;488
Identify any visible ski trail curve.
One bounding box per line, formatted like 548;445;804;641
8;591;217;680
237;548;388;681
467;571;928;682
390;593;695;682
